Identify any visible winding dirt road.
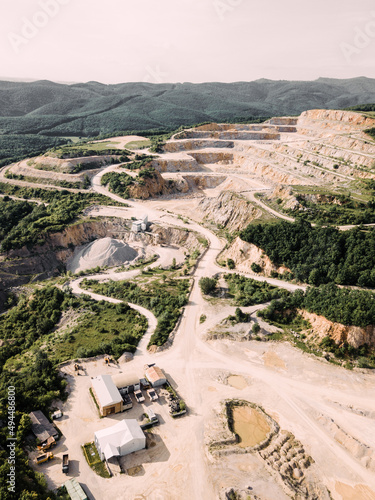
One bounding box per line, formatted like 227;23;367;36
52;166;375;500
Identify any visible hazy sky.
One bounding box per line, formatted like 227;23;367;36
1;0;374;84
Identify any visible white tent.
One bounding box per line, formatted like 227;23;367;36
95;420;146;461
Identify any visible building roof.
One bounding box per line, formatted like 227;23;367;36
95;420;145;460
29;410;58;443
91;375;122;407
112;372;140;389
145;366;166;384
64;478;88;500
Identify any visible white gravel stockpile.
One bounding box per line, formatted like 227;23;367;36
68;237;138;273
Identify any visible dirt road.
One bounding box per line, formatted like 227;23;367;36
42;167;375;500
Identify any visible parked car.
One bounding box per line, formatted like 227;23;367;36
134;390;145;403
147;388;158;401
146;408;158;423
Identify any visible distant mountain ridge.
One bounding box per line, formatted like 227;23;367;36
0;77;374;137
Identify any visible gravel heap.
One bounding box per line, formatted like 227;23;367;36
67;237;138;273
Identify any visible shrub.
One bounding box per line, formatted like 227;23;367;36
199;277;218;295
227;258;235;269
251;263;262;273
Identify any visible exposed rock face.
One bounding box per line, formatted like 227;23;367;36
177;123;281;140
220;237;290;275
183;175;226;191
0;218;203;307
299;109;375;131
197;192;262;231
189;151;235;165
129;170;189;200
268;185;300;210
300;310;375;349
31;154;115;173
9;161;89;185
7;154;115;185
152;157;201;172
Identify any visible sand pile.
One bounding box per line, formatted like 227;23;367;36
67;237;138;273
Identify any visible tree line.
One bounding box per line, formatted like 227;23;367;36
240;220;375;287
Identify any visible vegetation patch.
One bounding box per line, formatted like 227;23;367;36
82;277;190;346
48;142;124;159
100;166;159;199
0;134;69;168
0;287;70;498
52;301;148;362
82;442;111;478
290;189;375;225
125;140;152;150
0;187;120;251
225;273;288;306
241;220;375;287
258;284;375;367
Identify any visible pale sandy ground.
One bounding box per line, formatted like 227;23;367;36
21;122;375;499
33;172;375;500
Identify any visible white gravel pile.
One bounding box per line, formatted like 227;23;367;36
67;237;138;273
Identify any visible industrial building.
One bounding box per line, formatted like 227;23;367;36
29;410;59;446
144;365;167;387
95;420;146;461
91;375;123;416
112;372;141;394
131;214;148;233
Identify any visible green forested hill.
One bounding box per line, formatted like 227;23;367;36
1;77;375;138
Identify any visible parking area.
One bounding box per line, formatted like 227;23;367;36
34;354;190;499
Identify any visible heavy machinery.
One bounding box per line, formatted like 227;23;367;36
35;452;54;465
37;436;56;452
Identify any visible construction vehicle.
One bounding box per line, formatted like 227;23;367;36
35;452;54;465
62;454;69;473
37;436;56;452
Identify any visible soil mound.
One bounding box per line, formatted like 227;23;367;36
67;237;137;273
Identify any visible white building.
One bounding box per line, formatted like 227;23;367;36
131;214;149;233
94;420;146;461
91;375;123;416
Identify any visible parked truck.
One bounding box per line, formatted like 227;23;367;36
134;390;145;403
62;454;69;474
35;452;54;465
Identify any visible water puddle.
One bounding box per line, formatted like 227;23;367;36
233;405;270;448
